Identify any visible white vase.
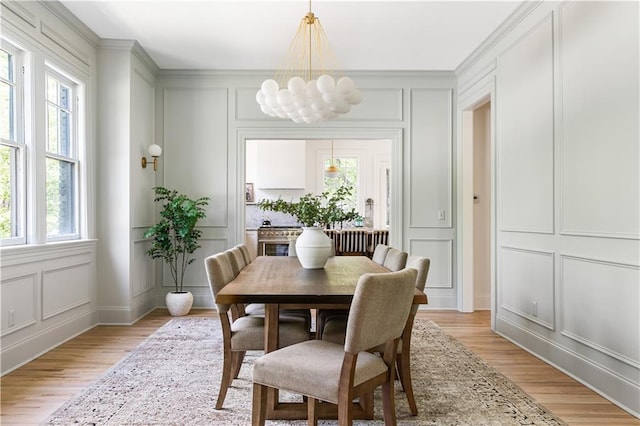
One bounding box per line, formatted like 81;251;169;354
166;291;193;316
295;227;332;269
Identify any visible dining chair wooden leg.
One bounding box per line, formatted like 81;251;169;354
307;397;318;426
398;352;418;415
381;379;397;426
252;383;267;426
231;350;245;379
359;391;374;419
216;346;233;409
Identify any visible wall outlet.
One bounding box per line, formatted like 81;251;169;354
438;209;446;220
532;301;538;317
8;309;15;327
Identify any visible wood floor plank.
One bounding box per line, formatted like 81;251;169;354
1;309;637;425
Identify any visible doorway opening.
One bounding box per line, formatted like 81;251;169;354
461;95;493;317
242;137;394;260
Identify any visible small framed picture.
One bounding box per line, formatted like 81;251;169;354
245;183;254;203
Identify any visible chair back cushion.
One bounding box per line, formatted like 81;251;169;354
344;268;417;354
383;248;408;271
406;255;430;292
236;244;252;264
229;247;247;273
204;253;236;312
371;244;389;265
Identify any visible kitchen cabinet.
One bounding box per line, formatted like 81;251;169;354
256;140;305;189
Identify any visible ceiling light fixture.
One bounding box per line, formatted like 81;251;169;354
325;139;340;178
256;0;362;124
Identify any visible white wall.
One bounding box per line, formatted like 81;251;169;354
457;0;639;416
155;70;458;310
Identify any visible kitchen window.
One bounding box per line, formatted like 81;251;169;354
323;156;358;212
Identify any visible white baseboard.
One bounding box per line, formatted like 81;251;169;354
1;310;98;376
496;316;640;419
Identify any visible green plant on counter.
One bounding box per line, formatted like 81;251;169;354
257;185;359;228
144;187;210;293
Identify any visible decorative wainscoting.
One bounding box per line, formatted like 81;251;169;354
498;246;555;330
0;241;98;375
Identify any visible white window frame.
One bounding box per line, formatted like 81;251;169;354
0;40;26;246
44;65;80;242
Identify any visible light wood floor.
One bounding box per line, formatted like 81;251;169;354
1;309;638;425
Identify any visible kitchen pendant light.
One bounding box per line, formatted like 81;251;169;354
325;140;340;178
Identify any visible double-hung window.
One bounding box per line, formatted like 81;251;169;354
45;68;78;241
323;156;359;212
0;43;25;245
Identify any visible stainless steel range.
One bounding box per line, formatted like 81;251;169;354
257;227;302;256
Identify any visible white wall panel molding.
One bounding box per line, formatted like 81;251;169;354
408;89;453;229
408;238;453;289
458;59;496;97
560;254;640;369
235;87;404;122
0;240;97;267
40;21;90;66
497;13;554;235
1;273;37;337
131;63;157;229
557;1;640;240
132;240;154;298
498;246;555;330
496;315;640;418
1;310;97;375
42;261;92;320
162;238;229;293
2;1;37;28
162;87;229;228
456;0;542;77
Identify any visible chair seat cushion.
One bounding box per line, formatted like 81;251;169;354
253;340;387;404
231;316;309;350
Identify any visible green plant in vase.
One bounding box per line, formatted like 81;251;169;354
144;187;209;315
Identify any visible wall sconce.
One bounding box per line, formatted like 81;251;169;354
141;144;162;171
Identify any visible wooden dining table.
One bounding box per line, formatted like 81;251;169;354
215;255;428;420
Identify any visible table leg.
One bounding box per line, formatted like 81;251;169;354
265;303;280;413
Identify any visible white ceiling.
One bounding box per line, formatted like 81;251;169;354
60;0;522;71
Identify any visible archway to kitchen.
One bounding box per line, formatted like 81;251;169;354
235;128;404;258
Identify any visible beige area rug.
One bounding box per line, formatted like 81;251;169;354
44;317;565;425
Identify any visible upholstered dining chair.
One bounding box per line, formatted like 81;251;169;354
235;243;252;264
322;255;431;416
371;243;390;265
204;252;311;410
315;243;397;339
252;268;418;426
383;247;408;271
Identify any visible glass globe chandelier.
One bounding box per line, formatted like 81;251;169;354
256;1;363;124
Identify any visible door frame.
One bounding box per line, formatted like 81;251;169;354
457;78;496;327
235;128;403;248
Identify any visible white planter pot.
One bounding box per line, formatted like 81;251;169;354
166;291;193;316
295;227;332;269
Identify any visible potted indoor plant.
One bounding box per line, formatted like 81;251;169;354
258;186;358;268
144;186;210;316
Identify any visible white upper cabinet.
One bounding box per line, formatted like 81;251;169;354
256;140;306;189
